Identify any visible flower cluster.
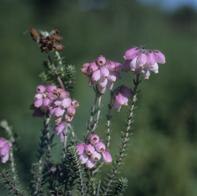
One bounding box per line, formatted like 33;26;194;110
30;28;64;52
112;85;133;111
0;138;11;163
76;133;112;169
81;55;121;94
124;47;166;79
33;84;79;140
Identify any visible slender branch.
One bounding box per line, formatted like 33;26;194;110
106;103;112;148
32;116;51;196
86;93;102;134
102;74;141;196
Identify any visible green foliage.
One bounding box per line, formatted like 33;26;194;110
39;53;75;92
0;169;25;196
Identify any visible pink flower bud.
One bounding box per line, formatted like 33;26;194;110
123;47;139;60
100;67;109;77
55;122;65;135
92;70;101;82
136;53;147;67
86;159;96;169
96;55;106;66
85;144;95;156
89;134;100;145
36;85;46;93
102;150;112;163
91;151;101;161
79;154;88;164
62;98;72;108
95;142;106;153
34;99;43;108
154;51;166;64
76;143;85;155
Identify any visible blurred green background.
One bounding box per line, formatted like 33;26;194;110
0;0;197;195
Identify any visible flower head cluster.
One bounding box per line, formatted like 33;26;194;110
30;28;64;53
124;47;166;79
0;138;11;164
76;133;112;169
33;84;79;140
81;55;121;94
112;85;133;111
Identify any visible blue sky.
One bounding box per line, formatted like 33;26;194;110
138;0;197;11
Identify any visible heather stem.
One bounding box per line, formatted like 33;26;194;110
102;74;141;196
106;103;112;148
87;92;102;134
33;116;51;196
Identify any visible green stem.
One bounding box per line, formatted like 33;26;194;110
106;103;112;148
33;116;51;196
87;93;102;134
102;74;141;196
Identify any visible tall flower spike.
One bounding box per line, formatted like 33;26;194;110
32;84;79;141
81;55;121;94
124;47;166;79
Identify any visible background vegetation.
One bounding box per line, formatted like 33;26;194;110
0;0;197;195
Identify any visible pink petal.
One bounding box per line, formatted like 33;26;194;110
62;98;72;108
136;53;147;67
1;153;9;163
54;107;65;117
76;143;85;155
91;151;101;161
92;70;101;82
96;55;106;66
102;151;112;163
36;85;46;93
86;159;96;169
85;144;95;156
79;154;88;164
154;51;166;64
146;52;156;65
34;99;43;108
43;98;50;107
95;142;106;153
123;47;139;60
89;134;100;145
100;67;109;77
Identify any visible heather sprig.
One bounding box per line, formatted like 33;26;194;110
0;28;166;196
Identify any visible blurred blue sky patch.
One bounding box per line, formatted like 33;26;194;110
138;0;197;11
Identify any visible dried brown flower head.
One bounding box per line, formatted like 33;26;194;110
30;28;64;52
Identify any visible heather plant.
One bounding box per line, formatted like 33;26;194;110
0;28;166;196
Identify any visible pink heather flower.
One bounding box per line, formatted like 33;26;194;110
76;143;85;155
123;47;166;79
85;144;95;156
85;159;96;169
102;150;112;163
88;134;100;145
82;55;122;94
113;86;132;111
76;133;112;169
32;84;79;141
0;138;12;163
55;122;69;141
91;151;102;161
95;142;106;153
79;154;89;164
